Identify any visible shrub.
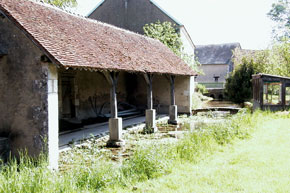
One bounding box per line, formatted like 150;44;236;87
195;83;208;94
225;59;256;103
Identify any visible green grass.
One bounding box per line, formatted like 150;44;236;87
110;112;290;193
0;110;288;192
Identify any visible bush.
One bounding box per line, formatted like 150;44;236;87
195;83;208;94
225;59;256;103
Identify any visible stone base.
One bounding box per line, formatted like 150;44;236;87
107;118;123;146
106;140;125;148
168;105;178;125
145;109;157;132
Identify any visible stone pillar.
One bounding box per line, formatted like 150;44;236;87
144;74;157;132
168;105;178;125
145;109;157;132
47;63;59;170
103;72;124;147
107;117;124;147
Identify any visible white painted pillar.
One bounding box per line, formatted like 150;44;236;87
47;64;59;170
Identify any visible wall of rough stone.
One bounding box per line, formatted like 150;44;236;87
153;75;193;114
0;17;49;157
59;71;193;121
59;70;148;120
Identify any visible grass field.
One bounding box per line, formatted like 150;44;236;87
0;111;289;193
111;113;290;193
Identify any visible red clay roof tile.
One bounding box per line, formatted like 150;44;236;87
0;0;196;76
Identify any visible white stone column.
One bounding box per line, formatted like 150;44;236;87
47;63;59;170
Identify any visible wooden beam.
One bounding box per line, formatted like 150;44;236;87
143;74;154;109
259;79;264;109
282;80;286;109
169;75;175;105
103;71;119;118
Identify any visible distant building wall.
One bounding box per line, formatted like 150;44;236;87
197;64;228;83
89;0;179;35
0;16;49;157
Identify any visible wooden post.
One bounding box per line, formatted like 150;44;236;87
103;71;119;118
103;71;124;147
143;73;157;132
169;75;176;105
282;80;286;109
259;79;264;109
143;74;153;109
166;75;178;125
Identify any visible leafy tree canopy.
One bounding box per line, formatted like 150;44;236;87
268;0;290;40
143;21;201;73
36;0;77;9
143;21;182;55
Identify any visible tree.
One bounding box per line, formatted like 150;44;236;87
36;0;77;9
267;0;290;40
143;21;201;73
224;59;256;103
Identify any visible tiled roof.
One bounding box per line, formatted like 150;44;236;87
0;0;195;76
195;43;241;65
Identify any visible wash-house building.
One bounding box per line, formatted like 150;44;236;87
0;0;196;169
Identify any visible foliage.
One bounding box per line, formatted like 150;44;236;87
195;83;208;94
143;21;201;73
143;21;182;55
35;0;77;9
267;0;290;40
225;59;255;103
0;110;260;192
233;39;290;77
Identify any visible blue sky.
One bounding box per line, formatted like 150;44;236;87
73;0;276;50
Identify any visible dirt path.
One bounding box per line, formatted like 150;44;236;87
118;117;290;192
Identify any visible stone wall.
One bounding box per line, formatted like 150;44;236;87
0;16;49;157
153;75;193;114
59;71;193;120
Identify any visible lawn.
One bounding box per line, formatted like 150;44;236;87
111;112;290;193
0;110;289;193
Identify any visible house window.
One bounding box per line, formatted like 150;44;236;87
214;75;219;82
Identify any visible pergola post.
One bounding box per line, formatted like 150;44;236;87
259;78;264;110
103;71;124;147
168;75;178;125
143;73;157;132
282;80;286;110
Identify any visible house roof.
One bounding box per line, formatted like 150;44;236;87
195;43;241;65
0;0;195;76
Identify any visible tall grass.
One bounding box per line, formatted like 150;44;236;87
0;110;270;192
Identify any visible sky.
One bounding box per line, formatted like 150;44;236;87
73;0;276;50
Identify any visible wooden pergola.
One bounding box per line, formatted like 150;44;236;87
252;74;290;111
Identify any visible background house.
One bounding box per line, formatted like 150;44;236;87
195;43;241;99
88;0;195;56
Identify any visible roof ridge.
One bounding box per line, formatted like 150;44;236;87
196;42;241;47
7;0;162;45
